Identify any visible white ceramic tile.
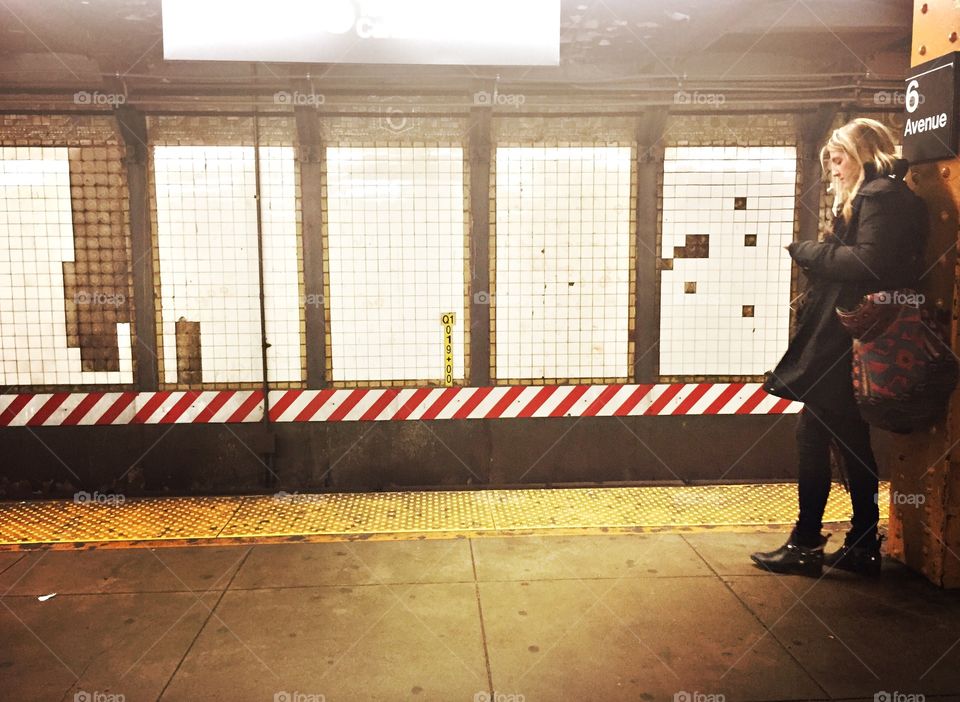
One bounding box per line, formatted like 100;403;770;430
153;145;301;385
325;146;466;383
659;146;797;376
494;146;632;380
0;149;133;385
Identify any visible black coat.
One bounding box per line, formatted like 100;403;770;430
764;159;928;414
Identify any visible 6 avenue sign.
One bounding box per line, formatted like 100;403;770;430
902;52;960;164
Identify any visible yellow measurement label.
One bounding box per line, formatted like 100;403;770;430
441;312;455;386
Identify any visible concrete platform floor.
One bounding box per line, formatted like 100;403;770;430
1;527;959;702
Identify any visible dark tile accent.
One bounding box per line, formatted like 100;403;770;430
684;281;697;294
684;234;710;258
63;147;133;372
742;305;755;317
744;234;757;247
734;196;747;210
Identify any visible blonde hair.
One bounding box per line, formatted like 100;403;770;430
820;117;899;222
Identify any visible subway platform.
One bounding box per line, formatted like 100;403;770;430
3;483;960;702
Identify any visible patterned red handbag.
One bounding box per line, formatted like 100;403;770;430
836;290;958;433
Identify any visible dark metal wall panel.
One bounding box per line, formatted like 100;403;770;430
0;414;823;497
634;110;668;382
116;107;157;390
294;107;328;388
468;107;492;386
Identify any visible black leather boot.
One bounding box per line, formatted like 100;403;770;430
824;534;883;576
750;531;829;576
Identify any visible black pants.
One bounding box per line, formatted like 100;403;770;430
794;402;880;546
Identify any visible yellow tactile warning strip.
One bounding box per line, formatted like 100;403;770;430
0;482;890;549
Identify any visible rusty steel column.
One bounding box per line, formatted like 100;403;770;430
294;107;328;388
116;106;158;390
468;106;492;387
633;110;668;383
885;0;960;587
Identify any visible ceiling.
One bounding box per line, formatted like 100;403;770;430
0;0;913;106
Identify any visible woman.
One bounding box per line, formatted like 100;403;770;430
752;117;928;577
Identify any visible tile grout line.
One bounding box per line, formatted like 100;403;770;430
678;533;831;699
469;539;495;697
0;523;882;551
0;552;26;577
213;495;252;539
154;545;255;702
0;573;765;598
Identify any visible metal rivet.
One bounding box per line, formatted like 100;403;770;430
922;2;928;12
941;210;950;221
920;45;928;55
952;32;959;43
941;166;951;178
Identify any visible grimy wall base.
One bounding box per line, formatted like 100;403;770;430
885;1;960;588
0;414;804;497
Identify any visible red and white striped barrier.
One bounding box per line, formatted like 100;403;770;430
0;390;264;427
0;383;801;426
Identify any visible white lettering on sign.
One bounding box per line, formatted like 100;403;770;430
905;79;921;113
904;112;948;135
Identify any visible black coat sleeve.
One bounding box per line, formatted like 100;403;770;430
787;191;897;283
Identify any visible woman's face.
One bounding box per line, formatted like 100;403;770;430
828;148;860;187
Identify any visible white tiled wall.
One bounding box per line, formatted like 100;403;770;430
153;145;301;385
0;147;133;386
659;146;796;376
494;146;632;380
325;146;466;383
259;147;303;383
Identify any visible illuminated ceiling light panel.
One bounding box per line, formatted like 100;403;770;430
161;0;560;66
